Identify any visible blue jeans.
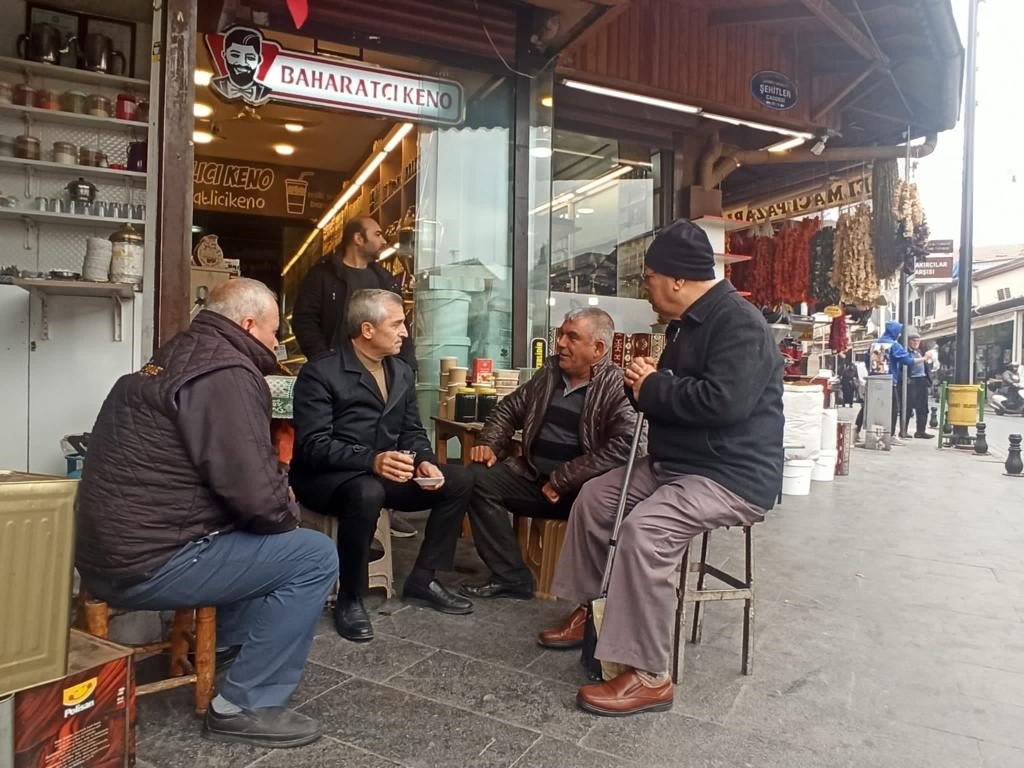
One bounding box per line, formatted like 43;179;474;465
84;528;338;710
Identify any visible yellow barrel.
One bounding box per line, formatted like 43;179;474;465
947;384;981;427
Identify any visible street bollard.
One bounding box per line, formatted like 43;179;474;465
975;422;989;455
1006;434;1023;476
929;406;938;429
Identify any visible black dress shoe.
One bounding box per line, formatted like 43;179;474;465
403;579;473;614
914;432;935;439
204;706;322;748
333;597;374;642
459;580;534;600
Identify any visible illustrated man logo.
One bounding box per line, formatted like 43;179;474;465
211;27;271;106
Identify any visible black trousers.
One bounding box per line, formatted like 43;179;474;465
326;464;472;597
905;378;930;435
468;462;574;586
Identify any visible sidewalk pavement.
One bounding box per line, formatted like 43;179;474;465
134;433;1024;768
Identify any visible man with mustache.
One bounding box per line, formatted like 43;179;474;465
212;27;270;105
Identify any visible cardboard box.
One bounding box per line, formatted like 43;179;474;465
470;358;493;384
14;630;136;768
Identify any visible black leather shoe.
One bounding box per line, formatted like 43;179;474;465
459;580;534;600
204;706;322;748
333;597;374;642
914;432;935;439
403;579;473;614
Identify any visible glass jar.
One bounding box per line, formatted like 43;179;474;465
86;95;112;118
51;141;76;165
61;90;87;114
14;135;40;160
35;89;59;110
454;388;478;423
13;84;35;107
109;224;143;286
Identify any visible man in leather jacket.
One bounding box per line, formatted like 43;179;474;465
459;308;641;600
76;279;338;749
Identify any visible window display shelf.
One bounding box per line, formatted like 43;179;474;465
0;156;146;182
0;103;148;131
0;56;148;89
0;208;144;227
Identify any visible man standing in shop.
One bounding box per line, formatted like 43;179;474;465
292;216;419;537
76;278;337;748
538;219;784;717
460;307;640;601
290;289;474;643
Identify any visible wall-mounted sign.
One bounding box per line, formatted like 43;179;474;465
531;338;547;369
204;26;464;125
751;70;798;111
912;255;955;284
193;158;345;219
724;175;872;224
926;239;955;254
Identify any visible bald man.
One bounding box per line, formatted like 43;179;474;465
76;278;337;749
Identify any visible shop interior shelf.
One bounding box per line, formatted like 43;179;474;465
0;207;144;227
0;56;149;90
694;215;749;232
0;103;148;131
8;276;135;299
0;155;146;181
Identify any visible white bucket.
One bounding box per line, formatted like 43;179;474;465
812;449;837;482
782;459;815;496
820;409;839;451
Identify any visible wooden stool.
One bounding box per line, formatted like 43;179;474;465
514;517;568;600
298;505;393;598
77;596;216;714
671;525;754;684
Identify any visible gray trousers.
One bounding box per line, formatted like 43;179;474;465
84;528;338;710
551;459;765;674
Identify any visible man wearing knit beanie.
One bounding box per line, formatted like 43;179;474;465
540;218;785;717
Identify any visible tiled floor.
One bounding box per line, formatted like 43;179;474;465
135;430;1024;767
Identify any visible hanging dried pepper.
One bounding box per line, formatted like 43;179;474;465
810;227;840;311
833;203;879;308
829;314;850;354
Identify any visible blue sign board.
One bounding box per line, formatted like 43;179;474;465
751;70;798;111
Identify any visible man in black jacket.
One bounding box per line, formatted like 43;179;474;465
291;289;473;643
540;219;784;717
76;278;338;749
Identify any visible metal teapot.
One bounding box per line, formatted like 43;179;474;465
65;177;97;204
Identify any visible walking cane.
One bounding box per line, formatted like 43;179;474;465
581;411;646;682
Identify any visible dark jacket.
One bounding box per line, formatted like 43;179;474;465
290;339;435;508
635;280;784;510
75;311;298;587
292;256;416;368
477;355;642;495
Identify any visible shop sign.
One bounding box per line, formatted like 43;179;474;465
204;26;464;125
751;70;798;111
193;158;346;219
823;305;843;318
531;338;547;369
912;255;955;284
724;175;872;224
926;239;955;254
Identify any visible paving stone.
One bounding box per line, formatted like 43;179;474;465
510;737;631;768
307;624;436;682
247;736;399;767
290;661;350;706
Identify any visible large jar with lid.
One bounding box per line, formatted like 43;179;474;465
109;223;143;286
475;388;498;423
454;387;478;423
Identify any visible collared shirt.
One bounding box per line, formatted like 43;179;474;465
532;374;588;477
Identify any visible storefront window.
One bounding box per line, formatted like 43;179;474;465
974;321;1014;381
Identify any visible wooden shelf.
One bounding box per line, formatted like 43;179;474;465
9;277;135;298
0;103;148;131
0;155;146;182
694;216;749;232
0;207;144;227
0;56;149;90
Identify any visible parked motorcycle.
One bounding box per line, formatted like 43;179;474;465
990;370;1024;415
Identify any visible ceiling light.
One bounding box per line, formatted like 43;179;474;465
562;79;701;115
194;70;213;87
193;102;213;118
702;111;814;140
576;166;631;195
379;246;396;260
587;296;599;306
192;130;214;144
540;95;553;108
767;136;807;153
284;123;304;133
531;137;553;158
384;122;414;153
577;207;595;215
273;143;296;156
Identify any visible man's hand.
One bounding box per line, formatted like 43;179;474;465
288;486;296;504
541;482;560;504
415;461;445;491
624;356;658;401
470;445;498;467
373;451;415;483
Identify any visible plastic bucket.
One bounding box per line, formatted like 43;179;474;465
812;450;837;482
947;384;981;427
782;459;814;496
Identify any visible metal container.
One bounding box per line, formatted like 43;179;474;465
109;223;143;285
86;94;111;118
14;135;40;160
65;177;97;204
51;141;76;165
12;83;34;107
0;471;77;696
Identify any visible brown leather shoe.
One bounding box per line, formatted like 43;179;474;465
576;669;674;717
537;606;587;649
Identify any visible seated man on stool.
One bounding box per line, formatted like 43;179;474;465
291;288;474;643
460;307;640;600
538;219;784;716
76;278;338;749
